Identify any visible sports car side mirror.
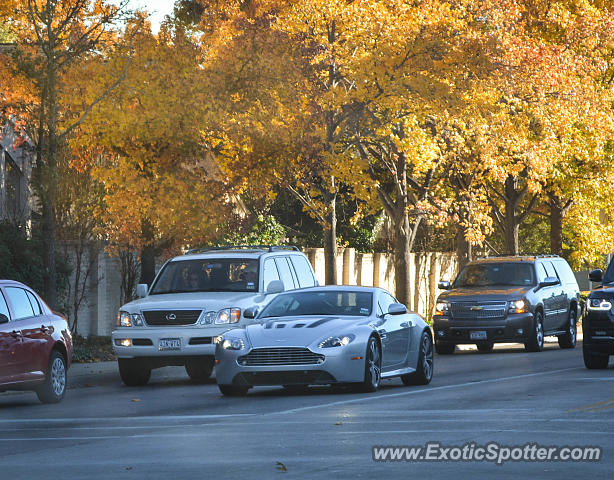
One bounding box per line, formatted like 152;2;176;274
266;280;284;295
136;284;148;298
589;269;603;283
438;281;451;290
244;307;258;319
388;303;407;315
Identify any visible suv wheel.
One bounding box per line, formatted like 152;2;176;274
435;342;455;355
583;343;609;369
476;342;494;353
118;358;151;386
185;357;214;383
525;311;544;352
558;308;577;349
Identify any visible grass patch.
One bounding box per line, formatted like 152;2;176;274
72;335;116;363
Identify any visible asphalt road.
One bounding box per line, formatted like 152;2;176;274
1;340;613;479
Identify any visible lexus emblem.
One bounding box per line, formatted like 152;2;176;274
166;313;177;321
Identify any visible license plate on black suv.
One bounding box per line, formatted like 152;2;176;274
470;331;487;340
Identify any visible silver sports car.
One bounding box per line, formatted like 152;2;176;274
214;286;433;396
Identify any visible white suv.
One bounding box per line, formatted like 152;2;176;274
111;246;317;385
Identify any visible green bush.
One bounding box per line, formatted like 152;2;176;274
71;335;116;363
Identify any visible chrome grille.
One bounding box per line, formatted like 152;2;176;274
143;310;202;326
238;347;325;366
450;302;507;320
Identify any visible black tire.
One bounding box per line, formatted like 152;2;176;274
401;330;434;386
525;310;544;352
356;336;382;393
435;342;455;355
218;384;249;396
118;358;151;386
583;344;609;369
36;350;67;404
558;308;577;349
185;357;214;383
476;342;494;353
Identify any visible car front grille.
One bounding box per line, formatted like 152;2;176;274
142;310;202;326
450;302;507;320
237;347;325;366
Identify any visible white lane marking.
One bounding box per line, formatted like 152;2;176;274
0;414;255;424
270;367;583;416
576;377;614;381
2;428;614;442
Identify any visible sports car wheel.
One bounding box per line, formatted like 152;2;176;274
558;308;577;349
218;384;249;396
525;311;544;352
402;330;433;386
356;337;381;393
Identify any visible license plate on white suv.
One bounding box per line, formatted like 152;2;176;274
159;338;181;351
470;331;487;340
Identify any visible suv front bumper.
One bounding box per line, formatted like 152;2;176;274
433;313;534;345
582;312;614;354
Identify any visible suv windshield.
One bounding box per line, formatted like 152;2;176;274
260;290;373;318
454;262;536;288
150;258;259;294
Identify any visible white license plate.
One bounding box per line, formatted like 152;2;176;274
159;338;181;351
470;331;487;340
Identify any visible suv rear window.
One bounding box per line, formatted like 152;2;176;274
150;258;259;294
454;262;536;288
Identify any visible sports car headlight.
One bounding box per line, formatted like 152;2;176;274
434;301;449;316
117;311;132;327
587;298;613;311
221;338;245;350
318;334;356;348
215;308;241;324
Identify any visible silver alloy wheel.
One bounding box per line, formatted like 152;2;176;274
422;334;433;381
569;311;577;344
51;356;66;396
536;318;544;348
368;339;381;389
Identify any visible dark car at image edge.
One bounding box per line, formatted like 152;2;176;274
583;261;614;369
433;255;580;354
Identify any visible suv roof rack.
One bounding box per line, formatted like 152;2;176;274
477;254;560;260
186;245;300;254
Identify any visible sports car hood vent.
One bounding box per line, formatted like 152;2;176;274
248;316;344;344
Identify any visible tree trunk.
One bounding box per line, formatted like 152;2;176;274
323;187;337;285
503;176;520;255
393;214;412;308
549;199;564;256
455;223;472;269
139;219;156;285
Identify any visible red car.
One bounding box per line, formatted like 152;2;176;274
0;280;72;403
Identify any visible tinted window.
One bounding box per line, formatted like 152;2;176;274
553;260;577;286
260;290;373;318
378;292;397;316
26;290;42;315
275;258;296;291
537;264;548;283
5;287;35;320
263;259;280;290
290;256;315;288
542;261;558;280
150;258;259;293
0;291;10;320
454;263;536;287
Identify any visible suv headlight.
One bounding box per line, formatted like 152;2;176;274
587;298;612;311
116;312;144;327
509;299;528;314
215;308;241;324
318;334;356;348
434;301;449;316
221;338;245;350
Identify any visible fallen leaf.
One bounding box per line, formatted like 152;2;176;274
131;398;141;402
276;461;287;472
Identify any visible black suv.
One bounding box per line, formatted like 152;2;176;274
583;260;614;369
433;255;580;354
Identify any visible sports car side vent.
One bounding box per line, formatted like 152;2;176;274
275;324;285;328
292;324;306;328
237;348;325;366
307;318;337;328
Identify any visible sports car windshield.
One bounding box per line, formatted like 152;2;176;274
454;262;536;288
260;291;373;318
150;258;259;294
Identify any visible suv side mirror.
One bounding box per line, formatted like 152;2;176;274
589;269;603;283
438;281;451;290
539;276;560;288
0;313;8;324
244;307;258;319
266;280;284;295
388;303;407;315
136;284;148;298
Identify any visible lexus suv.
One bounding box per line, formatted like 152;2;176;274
433;255;580;354
583;260;614;369
111;246;317;386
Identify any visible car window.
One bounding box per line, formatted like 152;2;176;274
263;258;280;290
553;260;577;286
290;256;316;288
537;263;548;283
542;261;558;280
275;258;296;291
260;290;373;317
378;292;397;316
0;291;11;320
454;262;536;287
25;290;42;316
5;287;35;320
